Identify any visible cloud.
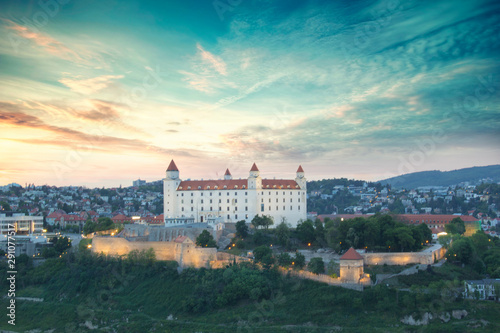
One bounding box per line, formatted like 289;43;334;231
59;75;124;95
196;43;227;76
3;19;83;62
0;102;189;157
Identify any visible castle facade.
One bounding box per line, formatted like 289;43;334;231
163;161;307;227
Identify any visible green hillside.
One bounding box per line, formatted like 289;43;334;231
380;165;500;189
1;252;499;332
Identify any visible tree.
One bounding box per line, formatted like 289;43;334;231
253;245;274;268
446;237;475;265
296;220;316;244
293;252;306;269
235;220;249;238
54;236;72;254
251;215;274;230
0;201;11;211
308;257;325;274
445;217;466;235
417;223;433;243
83;220;96;235
275;222;290;247
277;252;293;267
196;230;217;247
314;219;326;246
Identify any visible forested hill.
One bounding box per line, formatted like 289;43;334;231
306;178;382;192
379;165;500;189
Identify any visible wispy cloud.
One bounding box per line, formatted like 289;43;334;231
59;75;124;95
196;43;227;76
3;18;83;62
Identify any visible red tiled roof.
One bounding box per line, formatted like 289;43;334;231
167;160;178;171
250;163;259;171
340;247;363;260
398;214;479;224
174;235;188;243
224;169;231;176
177;179;301;191
297;165;304;173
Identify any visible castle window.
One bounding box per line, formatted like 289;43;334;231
235;199;238;203
298;206;300;210
245;199;248;203
287;185;290;188
227;192;230;196
219;192;221;196
227;199;229;203
207;186;210;190
210;199;212;203
283;198;285;202
298;199;300;202
283;191;285;195
219;207;221;211
191;193;193;196
215;186;218;189
227;214;230;219
234;186;238;189
283;206;285;210
191;200;193;204
276;206;278;210
181;193;184;196
223;185;227;189
219;199;221;203
290;192;292;195
210;207;213;211
181;200;184;204
201;192;203;196
245;214;248;219
269;198;271;203
201;207;204;211
235;207;237;211
261;204;264;212
201;199;204;204
243;185;246;189
245;192;247;195
179;187;183;190
198;186;201;189
269;206;271;211
261;199;263;203
245;206;248;211
182;207;184;211
210;192;212;196
191;207;193;211
227;207;229;211
235;191;237;195
235;214;238;219
290;206;293;210
273;185;277;188
187;186;191;189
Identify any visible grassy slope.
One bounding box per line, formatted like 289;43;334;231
1;255;499;333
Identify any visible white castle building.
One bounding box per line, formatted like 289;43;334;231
163;160;307;228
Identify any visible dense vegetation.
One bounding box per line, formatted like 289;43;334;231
1;251;499;332
233;214;432;254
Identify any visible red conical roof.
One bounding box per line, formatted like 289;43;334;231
167;160;178;171
297;165;304;173
224;168;231;176
250;163;259;171
340;247;363;260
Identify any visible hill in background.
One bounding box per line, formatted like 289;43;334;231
379;165;500;189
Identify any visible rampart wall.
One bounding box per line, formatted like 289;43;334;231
92;237;217;268
362;246;446;266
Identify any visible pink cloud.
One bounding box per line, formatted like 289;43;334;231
59;75;124;94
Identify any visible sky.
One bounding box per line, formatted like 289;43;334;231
0;0;499;188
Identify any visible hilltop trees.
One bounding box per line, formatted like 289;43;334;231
251;215;274;230
196;230;217;248
445;217;466;235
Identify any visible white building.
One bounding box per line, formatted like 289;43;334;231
0;213;43;236
163;161;307;227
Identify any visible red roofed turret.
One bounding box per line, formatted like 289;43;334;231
250;163;259;172
297;165;304;173
224;168;232;180
340;247;363;260
167;160;178;171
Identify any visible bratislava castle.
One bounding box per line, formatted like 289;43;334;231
163;160;307;228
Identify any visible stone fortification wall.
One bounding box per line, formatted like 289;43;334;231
278;267;366;291
362;246;446;266
122;224;216;243
91;237;216;268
